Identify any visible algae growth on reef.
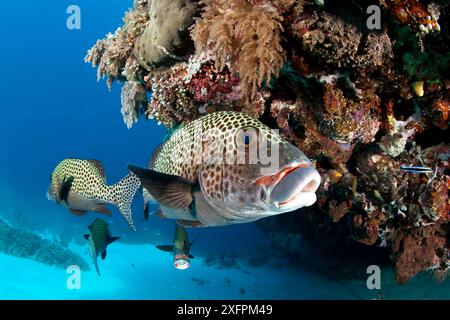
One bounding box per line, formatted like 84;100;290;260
85;0;449;286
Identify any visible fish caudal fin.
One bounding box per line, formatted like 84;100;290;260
111;172;141;231
88;238;101;276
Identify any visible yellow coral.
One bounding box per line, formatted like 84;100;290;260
191;0;286;100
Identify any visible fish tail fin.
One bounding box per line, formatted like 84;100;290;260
94;259;100;276
111;172;141;231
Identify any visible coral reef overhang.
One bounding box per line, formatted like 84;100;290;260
86;0;450;284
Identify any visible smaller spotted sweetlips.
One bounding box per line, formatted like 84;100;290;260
47;158;141;230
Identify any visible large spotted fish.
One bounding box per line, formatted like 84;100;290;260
129;111;321;228
84;218;120;276
47;159;140;230
156;224;196;270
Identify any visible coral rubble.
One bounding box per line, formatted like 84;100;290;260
86;0;450;283
0;218;90;271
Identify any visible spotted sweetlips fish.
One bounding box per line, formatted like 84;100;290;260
47;158;141;230
129;111;321;228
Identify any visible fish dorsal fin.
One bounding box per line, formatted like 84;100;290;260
128;164;195;210
148;143;164;169
176;220;204;228
87;160;105;177
156;245;174;252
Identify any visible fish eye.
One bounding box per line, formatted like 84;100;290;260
236;127;258;147
243;134;252;145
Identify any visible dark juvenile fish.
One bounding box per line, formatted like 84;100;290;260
400;166;434;173
156;224;195;270
84;218;120;276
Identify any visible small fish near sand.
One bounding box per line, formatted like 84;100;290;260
84;218;120;276
47;158;141;230
129;111;321;228
156;224;196;270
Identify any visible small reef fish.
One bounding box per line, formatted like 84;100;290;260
129;111;321;228
84;218;120;276
47;159;141;230
400;165;434;173
156;224;196;270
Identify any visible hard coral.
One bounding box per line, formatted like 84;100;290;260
384;1;441;34
121;81;147;129
291;11;393;73
146;63;194;127
134;0;198;69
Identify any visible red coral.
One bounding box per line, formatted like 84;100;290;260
385;0;440;31
429;98;449;129
188;64;241;103
394;230;446;284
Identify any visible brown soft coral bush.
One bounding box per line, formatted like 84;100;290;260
191;0;286;100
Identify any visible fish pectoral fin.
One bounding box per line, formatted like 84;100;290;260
83;234;90;240
156;208;166;218
70;209;87;216
58;176;74;204
176;219;204;228
156;245;174;252
101;250;107;260
189;255;195;259
93;204;112;215
107;236;120;245
128;164;195;210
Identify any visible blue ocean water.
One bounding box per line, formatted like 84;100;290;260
0;0;449;300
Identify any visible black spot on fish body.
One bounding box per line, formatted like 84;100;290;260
59;176;74;204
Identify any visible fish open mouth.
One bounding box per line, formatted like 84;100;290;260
258;164;321;210
174;254;190;270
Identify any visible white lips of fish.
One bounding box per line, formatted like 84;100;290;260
260;164;322;212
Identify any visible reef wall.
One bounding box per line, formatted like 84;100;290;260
0;218;90;271
86;0;449;283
